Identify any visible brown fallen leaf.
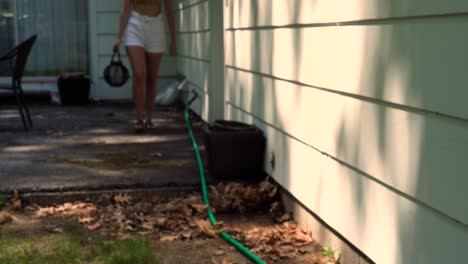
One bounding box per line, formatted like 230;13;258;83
221;258;236;264
155;217;167;226
276;213;291;223
294;232;314;243
114;193;132;204
269;201;282;217
181;232;193;239
267;183;278;198
211;249;226;256
51;227;64;233
112;210;125;222
141;222;154;231
160;235;179;241
180;205;192;217
245;186;262;206
258;179;272;194
0;211;12;225
11;190;21;210
196;219;216;237
87;222;102;231
190;204;208;214
124;225;136;232
78;217;94;224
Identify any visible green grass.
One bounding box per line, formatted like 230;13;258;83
99;238;158;264
0;225;158;264
0;235;81;264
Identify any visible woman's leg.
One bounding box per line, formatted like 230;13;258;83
144;52;163;124
126;46;147;127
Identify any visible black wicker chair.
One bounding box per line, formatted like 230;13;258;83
0;35;37;131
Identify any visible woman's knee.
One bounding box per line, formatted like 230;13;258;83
133;70;146;84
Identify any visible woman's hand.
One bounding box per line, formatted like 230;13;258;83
112;39;121;53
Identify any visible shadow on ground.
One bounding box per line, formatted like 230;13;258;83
0;100;211;193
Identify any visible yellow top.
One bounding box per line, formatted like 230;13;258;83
132;0;163;17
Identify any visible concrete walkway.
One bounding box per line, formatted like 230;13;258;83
0;101;210;193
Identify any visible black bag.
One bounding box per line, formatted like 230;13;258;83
103;52;129;87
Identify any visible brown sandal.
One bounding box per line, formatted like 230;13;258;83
134;120;145;133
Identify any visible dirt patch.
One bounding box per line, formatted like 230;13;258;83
0;180;338;263
44;152;190;171
0;212;329;264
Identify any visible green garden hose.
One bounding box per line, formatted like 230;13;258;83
184;103;266;264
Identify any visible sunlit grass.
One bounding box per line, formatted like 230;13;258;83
99;238;158;264
0;224;158;264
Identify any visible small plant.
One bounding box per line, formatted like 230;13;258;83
321;246;336;260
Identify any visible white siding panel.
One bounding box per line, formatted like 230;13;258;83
177;32;210;60
226;105;468;264
227;0;468;28
226;17;468;119
226;68;468;224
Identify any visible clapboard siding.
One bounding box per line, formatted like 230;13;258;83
226;104;468;264
226;17;468;119
227;0;468;28
224;1;468;264
175;0;211;120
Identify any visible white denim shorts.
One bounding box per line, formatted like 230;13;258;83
125;11;166;53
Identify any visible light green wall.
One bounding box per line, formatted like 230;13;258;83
175;0;210;119
88;0;178;100
225;1;468;263
175;0;224;122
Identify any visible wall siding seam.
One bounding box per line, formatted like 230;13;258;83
175;0;208;12
225;12;468;31
96;75;176;80
178;54;211;63
225;66;468;125
96;11;120;14
88;0;99;89
97;32;122;36
96;10;120;15
98;31;174;36
225;101;468;229
177;29;211;34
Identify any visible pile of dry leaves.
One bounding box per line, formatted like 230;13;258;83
6;179;320;262
230;221;317;261
209;179;278;213
0;190;22;225
25;193;212;240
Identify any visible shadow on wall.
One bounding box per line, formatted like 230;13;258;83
227;1;468;263
336;3;468;264
175;0;211;119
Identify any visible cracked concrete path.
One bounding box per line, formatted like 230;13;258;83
0;102;210;193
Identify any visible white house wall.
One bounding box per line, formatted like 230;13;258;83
225;1;468;263
175;0;211;119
